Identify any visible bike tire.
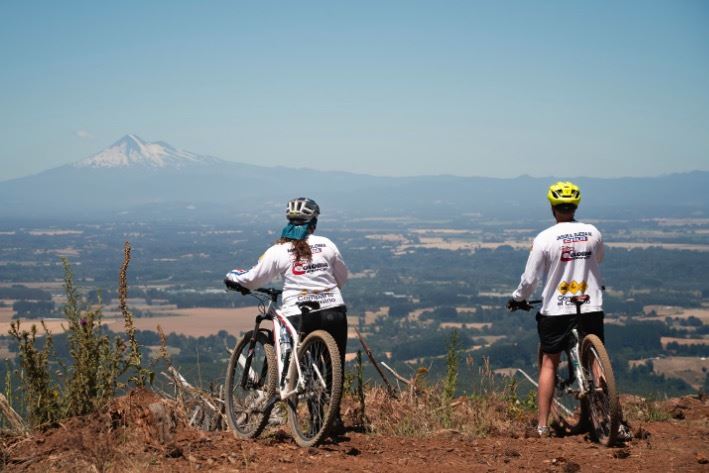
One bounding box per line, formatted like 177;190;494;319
538;346;588;435
286;330;342;447
581;334;621;446
225;330;278;439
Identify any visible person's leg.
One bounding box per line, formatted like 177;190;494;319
538;351;561;430
317;307;347;372
536;312;574;433
309;306;347;433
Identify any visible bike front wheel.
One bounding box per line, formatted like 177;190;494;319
286;330;342;447
581;334;621;446
224;330;277;439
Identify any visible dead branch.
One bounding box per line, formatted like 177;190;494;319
0;393;26;433
161;366;226;430
354;328;397;398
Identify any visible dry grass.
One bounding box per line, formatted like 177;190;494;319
622;395;674;423
345;384;533;438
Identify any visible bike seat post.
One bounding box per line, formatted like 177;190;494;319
570;294;590;317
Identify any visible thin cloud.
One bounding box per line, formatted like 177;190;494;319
75;129;93;140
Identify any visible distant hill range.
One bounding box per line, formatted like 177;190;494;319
1;134;707;221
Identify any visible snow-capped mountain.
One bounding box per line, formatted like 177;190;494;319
0;133;706;220
74;134;223;169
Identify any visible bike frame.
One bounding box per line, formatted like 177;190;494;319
513;296;599;405
564;327;588;397
239;290;327;404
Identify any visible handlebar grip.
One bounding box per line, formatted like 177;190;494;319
224;278;250;295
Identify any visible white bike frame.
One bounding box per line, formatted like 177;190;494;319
258;296;328;402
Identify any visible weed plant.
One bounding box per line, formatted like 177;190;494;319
8;242;153;427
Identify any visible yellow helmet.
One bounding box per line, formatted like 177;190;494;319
547;181;581;207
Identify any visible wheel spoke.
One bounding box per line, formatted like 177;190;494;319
225;331;276;439
287;332;342;447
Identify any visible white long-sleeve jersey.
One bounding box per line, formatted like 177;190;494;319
512;221;604;316
226;234;348;316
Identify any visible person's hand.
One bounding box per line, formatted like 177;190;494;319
224;278;250;295
507;298;532;312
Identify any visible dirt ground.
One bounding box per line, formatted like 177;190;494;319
2;392;708;472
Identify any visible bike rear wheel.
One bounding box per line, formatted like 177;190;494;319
581;334;621;446
286;330;342;447
538;346;588;434
225;330;277;439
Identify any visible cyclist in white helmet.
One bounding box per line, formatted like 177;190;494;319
507;182;606;437
225;197;349;433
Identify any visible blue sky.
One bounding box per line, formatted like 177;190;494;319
1;1;707;180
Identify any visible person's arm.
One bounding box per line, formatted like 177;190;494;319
512;238;546;301
225;246;281;290
330;243;349;288
595;230;605;264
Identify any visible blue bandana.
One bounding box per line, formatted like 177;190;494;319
281;223;310;240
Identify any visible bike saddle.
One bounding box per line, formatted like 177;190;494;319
297;301;321;314
570;294;590;304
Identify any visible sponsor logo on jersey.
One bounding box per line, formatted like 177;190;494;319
288;243;326;254
296;293;337;304
558;280;587;295
560;246;592;262
556;231;592;241
292;262;329;276
556;294;591;306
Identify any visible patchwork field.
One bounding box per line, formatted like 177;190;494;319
109;306;266;337
660;336;709;348
605;242;709;252
0;307;266;339
645;306;709;324
651;356;709;390
0;307;13;323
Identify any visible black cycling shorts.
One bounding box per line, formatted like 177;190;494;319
287;305;348;369
536;311;604;354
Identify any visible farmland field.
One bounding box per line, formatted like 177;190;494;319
660;336;709;348
115;307;265;337
649;356;709;390
645;306;709;324
0;307;266;338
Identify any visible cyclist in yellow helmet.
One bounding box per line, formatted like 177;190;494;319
508;181;606;437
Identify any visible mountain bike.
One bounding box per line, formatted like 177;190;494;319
510;295;622;446
224;286;343;447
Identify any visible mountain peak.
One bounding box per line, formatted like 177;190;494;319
74;135;223;169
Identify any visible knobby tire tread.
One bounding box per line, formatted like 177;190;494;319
287;330;342;448
225;330;277;439
581;334;621;447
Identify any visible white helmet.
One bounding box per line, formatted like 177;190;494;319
286;197;320;224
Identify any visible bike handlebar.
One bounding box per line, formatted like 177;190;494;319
507;296;590;313
224;279;283;300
